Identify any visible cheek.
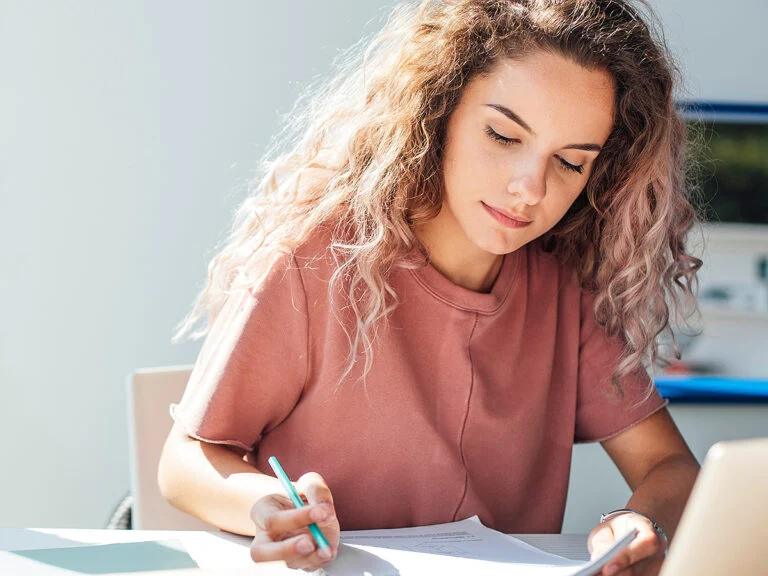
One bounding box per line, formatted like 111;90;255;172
550;170;587;204
443;120;495;189
558;188;584;214
552;196;585;230
444;150;497;206
541;179;586;222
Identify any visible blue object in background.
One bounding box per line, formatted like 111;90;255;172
654;376;768;403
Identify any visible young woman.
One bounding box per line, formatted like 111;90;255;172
159;1;702;574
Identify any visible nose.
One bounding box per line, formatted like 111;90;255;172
506;159;546;206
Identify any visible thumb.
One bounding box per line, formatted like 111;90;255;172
588;522;616;561
295;472;334;508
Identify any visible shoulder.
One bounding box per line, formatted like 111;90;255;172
291;222;339;283
240;223;338;298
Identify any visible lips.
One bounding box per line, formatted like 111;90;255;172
481;202;533;227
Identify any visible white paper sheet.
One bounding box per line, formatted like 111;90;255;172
323;517;636;576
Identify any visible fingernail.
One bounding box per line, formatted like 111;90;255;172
310;507;329;522
318;547;332;559
604;563;619;576
296;537;314;555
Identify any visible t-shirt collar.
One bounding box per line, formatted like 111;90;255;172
408;245;524;314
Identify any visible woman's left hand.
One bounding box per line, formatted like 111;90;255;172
587;512;666;575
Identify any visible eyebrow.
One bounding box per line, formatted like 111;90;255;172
485;103;603;152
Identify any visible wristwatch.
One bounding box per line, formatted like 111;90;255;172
600;508;669;553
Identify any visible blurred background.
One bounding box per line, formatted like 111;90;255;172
1;0;766;532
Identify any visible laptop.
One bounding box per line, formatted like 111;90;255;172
659;437;768;575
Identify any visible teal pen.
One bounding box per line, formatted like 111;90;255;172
267;456;331;552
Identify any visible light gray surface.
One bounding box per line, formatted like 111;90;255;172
514;535;590;562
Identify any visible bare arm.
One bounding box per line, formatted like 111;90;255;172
588;408;700;575
157;421;281;536
602;408;700;541
158;422;341;570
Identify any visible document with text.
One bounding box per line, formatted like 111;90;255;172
321;516;636;576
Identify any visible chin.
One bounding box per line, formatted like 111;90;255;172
473;233;519;256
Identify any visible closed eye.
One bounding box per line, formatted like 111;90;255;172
486;125;585;175
557;156;584;175
485;125;518;145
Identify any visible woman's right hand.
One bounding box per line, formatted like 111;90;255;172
249;472;341;571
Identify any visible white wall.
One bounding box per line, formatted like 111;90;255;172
0;0;396;528
648;1;768;102
0;0;766;529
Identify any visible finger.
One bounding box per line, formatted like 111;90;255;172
315;511;340;536
601;525;660;575
588;523;615;559
294;472;340;543
250;533;317;564
286;542;335;571
295;471;335;507
261;504;335;540
610;552;662;576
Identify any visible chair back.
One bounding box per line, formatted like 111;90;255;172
127;366;214;530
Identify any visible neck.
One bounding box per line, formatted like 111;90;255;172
415;218;503;294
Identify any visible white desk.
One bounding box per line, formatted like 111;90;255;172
0;527;590;574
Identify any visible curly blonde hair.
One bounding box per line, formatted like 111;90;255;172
178;0;702;389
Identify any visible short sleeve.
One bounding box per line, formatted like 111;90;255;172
574;290;668;443
171;253;309;451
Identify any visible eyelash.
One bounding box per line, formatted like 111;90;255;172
484;126;584;175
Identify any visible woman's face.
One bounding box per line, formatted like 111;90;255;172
434;50;615;260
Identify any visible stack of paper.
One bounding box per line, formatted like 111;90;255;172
321;517;635;576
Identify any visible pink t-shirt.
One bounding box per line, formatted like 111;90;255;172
172;227;667;534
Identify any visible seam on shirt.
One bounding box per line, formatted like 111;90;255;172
170;404;257;452
407;251;520;315
452;312;479;521
292;253;312;396
575;398;671;444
